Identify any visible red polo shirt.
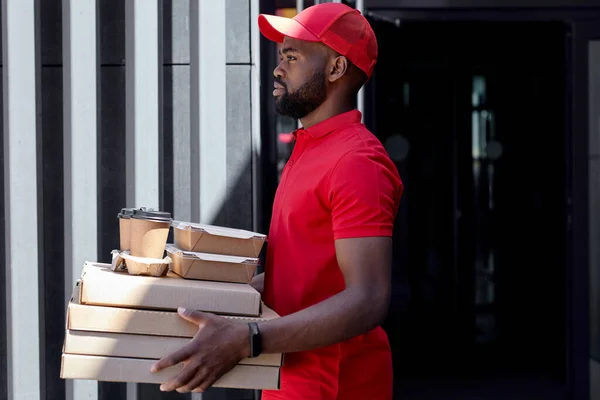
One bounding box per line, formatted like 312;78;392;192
262;110;403;400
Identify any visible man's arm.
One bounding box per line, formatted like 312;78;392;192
258;236;391;354
150;236;392;393
249;272;264;294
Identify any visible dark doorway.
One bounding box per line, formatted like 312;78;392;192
370;21;569;399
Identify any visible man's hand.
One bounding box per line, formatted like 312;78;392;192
150;308;250;393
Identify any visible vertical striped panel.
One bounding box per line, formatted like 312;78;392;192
97;2;128;392
126;383;137;400
166;64;192;222
0;1;258;399
225;0;250;64
126;0;161;209
40;66;66;400
39;2;65;399
97;0;126;260
1;0;41;399
224;0;252;234
250;0;262;234
161;2;190;396
0;63;7;400
224;66;252;231
163;0;192;223
125;1;161;398
62;0;98;399
589;40;600;364
591;41;600;157
189;0;200;224
190;0;226;225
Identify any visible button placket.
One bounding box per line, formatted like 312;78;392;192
276;133;309;210
289;132;308;167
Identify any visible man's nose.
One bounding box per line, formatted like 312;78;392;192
273;62;285;79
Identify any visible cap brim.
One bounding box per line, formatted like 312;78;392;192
258;14;320;43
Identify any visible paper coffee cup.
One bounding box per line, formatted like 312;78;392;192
117;208;135;251
129;209;172;259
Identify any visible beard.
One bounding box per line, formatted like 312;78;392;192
275;71;327;119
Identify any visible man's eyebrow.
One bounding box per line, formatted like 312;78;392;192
279;47;300;55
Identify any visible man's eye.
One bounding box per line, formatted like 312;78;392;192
287;56;296;61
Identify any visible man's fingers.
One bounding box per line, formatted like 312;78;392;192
151;344;195;373
178;307;207;325
176;367;209;393
159;362;198;392
193;373;218;393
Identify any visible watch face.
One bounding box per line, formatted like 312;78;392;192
249;323;262;357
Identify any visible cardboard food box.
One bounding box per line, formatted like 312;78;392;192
79;262;261;317
68;283;275;337
66;283;283;367
63;330;282;367
60;354;280;390
166;244;258;283
172;221;266;258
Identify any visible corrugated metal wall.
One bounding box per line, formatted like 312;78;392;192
0;0;261;399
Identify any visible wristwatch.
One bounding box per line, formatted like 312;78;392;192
248;322;262;358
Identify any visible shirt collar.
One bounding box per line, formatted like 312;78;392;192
293;110;362;139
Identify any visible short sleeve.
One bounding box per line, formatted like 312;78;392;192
328;149;402;240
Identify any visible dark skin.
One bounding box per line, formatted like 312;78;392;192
274;37;366;128
151;37;391;393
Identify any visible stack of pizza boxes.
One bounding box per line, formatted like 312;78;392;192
60;208;281;390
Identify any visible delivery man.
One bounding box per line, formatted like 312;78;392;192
151;3;403;399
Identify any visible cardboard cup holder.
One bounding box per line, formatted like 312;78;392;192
111;250;172;277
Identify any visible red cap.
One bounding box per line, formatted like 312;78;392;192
258;3;378;78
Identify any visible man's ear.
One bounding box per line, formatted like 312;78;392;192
328;55;348;83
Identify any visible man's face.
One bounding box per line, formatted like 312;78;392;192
273;37;328;119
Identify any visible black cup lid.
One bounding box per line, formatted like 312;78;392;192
118;208;136;219
131;208;172;222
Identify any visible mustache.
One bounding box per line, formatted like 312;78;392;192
274;77;287;89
